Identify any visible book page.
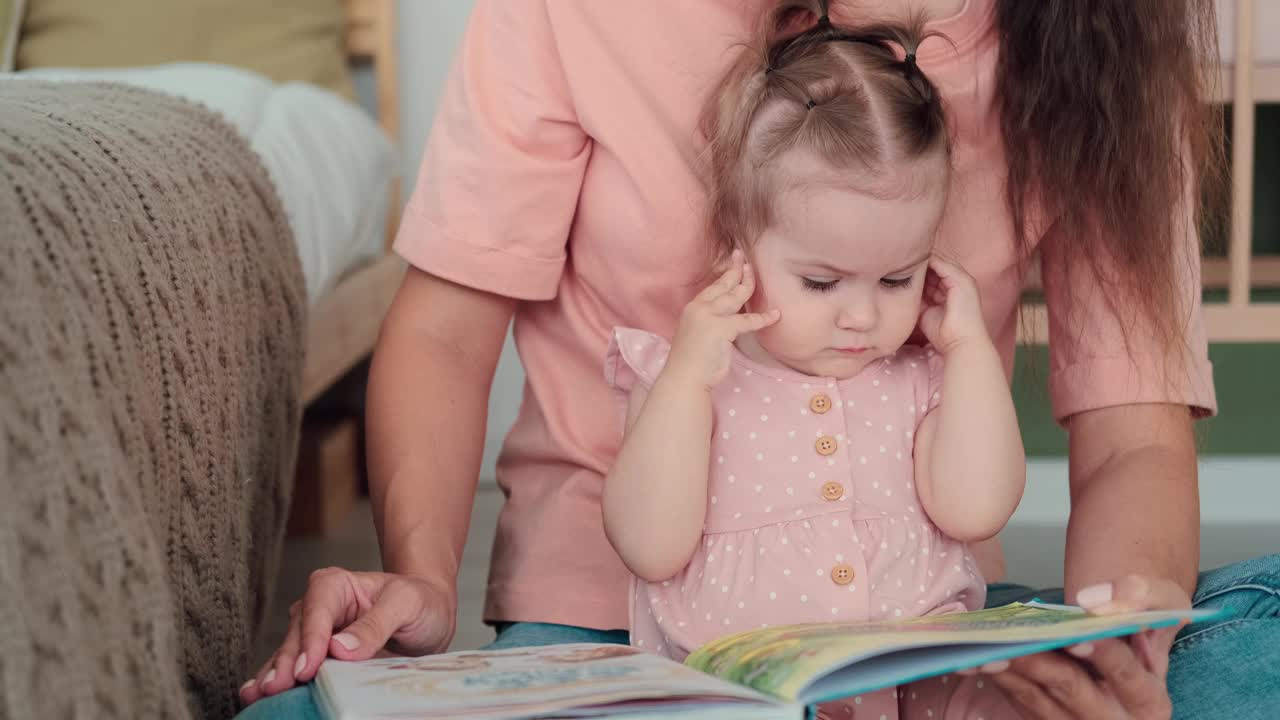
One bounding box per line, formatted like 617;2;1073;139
316;643;786;720
685;602;1222;702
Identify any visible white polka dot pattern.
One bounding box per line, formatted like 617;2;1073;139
613;333;984;687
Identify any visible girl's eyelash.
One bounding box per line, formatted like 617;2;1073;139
801;276;913;292
801;277;839;293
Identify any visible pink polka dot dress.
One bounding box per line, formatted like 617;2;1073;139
605;328;1018;719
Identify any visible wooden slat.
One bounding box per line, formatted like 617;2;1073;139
301;254;406;404
372;0;400;188
342;0;379;58
1016;302;1280;344
342;0;399;250
345;25;377;58
1021;257;1280;292
1230;0;1256;308
1205;256;1280;288
1215;64;1280;103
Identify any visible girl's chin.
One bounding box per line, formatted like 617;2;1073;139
780;353;876;380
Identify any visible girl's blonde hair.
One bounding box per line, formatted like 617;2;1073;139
700;0;947;266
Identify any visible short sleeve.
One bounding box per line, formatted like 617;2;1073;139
604;327;672;393
911;345;945;428
1039;209;1216;424
392;0;589;301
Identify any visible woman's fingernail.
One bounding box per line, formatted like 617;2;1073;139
264;669;276;685
979;660;1009;673
294;653;308;678
1068;643;1094;658
333;633;360;651
241;679;256;691
1076;583;1113;609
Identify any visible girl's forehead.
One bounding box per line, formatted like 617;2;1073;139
766;181;942;270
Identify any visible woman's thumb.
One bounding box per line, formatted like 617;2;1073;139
329;581;420;660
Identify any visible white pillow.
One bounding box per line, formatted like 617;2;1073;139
12;62;398;303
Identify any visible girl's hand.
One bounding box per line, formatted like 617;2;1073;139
917;254;990;354
239;569;456;705
665;249;780;391
978;575;1189;719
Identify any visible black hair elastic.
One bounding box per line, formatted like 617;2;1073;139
904;51;918;71
805;99;817;110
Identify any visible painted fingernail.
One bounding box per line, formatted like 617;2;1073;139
1076;583;1113;609
979;660;1009;673
333;632;360;651
264;669;276;685
1068;643;1094;658
294;653;308;679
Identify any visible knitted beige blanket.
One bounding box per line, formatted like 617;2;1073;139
0;81;306;719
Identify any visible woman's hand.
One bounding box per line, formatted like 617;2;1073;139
978;575;1190;719
917;254;990;354
665;249;779;391
239;569;456;705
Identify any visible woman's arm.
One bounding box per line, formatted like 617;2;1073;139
244;268;516;703
916;339;1026;542
984;403;1197;719
1063;402;1199;598
603;373;713;582
367;267;516;591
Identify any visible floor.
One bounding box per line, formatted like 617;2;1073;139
258;485;1279;665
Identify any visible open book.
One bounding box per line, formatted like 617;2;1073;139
315;601;1223;720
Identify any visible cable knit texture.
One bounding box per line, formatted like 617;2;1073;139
0;81;306;719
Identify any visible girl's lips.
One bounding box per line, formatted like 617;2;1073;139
834;346;869;354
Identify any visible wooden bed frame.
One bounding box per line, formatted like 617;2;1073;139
286;0;403;534
1018;0;1280;344
300;0;405;405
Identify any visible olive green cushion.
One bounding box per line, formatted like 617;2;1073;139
15;0;354;99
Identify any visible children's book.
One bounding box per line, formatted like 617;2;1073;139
314;601;1223;719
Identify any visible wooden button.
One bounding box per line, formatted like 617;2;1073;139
821;482;845;501
831;564;855;586
815;436;837;456
809;394;832;414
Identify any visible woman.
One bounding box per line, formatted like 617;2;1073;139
240;1;1280;718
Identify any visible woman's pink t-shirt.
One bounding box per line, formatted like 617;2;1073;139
393;0;1216;631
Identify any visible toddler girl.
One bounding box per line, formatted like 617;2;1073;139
602;3;1025;717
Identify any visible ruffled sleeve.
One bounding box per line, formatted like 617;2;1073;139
604;327;672;393
910;345;945;428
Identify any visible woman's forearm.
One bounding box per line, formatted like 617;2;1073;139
366;271;515;591
1064;404;1200;599
603;369;713;582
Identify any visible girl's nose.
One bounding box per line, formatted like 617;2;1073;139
836;300;876;332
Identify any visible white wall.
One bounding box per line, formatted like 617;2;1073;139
396;1;521;486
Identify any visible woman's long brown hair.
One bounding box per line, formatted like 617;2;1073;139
996;0;1224;366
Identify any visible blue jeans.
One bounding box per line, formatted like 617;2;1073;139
236;554;1280;720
